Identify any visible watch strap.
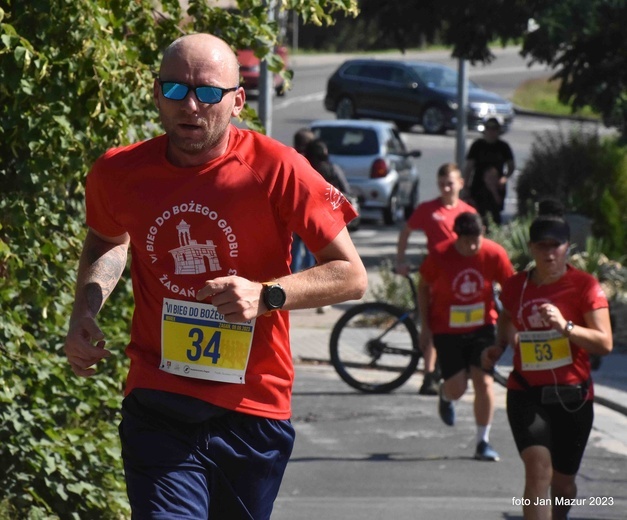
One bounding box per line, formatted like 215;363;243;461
261;282;286;315
564;320;574;337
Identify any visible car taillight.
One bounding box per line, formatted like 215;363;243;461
370;158;388;178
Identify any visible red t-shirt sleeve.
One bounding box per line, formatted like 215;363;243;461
582;275;609;311
85;151;127;237
283;152;358;253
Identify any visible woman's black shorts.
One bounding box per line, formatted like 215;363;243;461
507;388;593;475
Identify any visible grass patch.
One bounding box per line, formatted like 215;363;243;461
512;77;600;119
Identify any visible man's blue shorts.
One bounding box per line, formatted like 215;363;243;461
119;390;295;519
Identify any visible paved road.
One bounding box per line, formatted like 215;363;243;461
275;303;627;520
272;223;627;520
254;48;627;519
258;46;613;223
274;366;627;520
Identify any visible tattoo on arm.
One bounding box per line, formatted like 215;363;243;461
79;235;129;316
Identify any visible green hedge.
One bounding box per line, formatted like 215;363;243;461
1;1;359;516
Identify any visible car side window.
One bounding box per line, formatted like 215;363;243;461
342;63;361;78
360;64;386;82
389;67;410;85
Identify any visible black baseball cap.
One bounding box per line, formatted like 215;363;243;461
529;217;570;244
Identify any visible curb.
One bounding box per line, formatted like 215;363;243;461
513;107;602;124
290;323;627;418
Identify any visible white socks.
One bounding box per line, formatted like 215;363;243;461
477;424;491;444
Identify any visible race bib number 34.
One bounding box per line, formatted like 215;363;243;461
160;298;256;384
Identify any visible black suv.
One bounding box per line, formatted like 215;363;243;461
324;59;515;134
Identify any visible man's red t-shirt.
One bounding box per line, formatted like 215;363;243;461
406;198;476;253
85;125;357;420
500;266;608;394
419;238;514;334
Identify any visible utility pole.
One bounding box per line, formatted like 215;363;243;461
455;58;468;168
258;0;276;136
292;11;299;54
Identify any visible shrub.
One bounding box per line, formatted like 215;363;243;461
570;237;627;302
369;260;418;310
516;129;627;257
488;215;533;271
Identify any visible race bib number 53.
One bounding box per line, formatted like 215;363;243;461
160;298;256;384
519;329;572;371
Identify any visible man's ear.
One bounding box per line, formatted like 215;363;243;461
231;87;246;117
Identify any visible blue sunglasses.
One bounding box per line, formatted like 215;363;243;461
159;80;239;104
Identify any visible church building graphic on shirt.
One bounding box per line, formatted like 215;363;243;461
169;219;221;275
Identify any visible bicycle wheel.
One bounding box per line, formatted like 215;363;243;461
329;302;421;393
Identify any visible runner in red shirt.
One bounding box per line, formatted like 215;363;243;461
63;33;367;520
482;203;612;519
419;212;514;461
397;163;476;395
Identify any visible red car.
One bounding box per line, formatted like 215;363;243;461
237;46;289;96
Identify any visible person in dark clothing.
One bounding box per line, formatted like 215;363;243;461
463;118;515;227
304;139;352;195
291;128;316;273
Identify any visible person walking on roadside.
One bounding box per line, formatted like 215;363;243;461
418;212;514;460
63;33;367;520
396;162;477;395
304;138;352;196
290;128;316;273
463;118;515;227
293;127;314;155
482;202;612;519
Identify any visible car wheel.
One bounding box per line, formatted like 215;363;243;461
422;105;447;134
336;97;356;119
383;189;402;226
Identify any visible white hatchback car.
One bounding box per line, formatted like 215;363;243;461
310;119;421;225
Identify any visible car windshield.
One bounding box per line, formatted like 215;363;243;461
313;127;379;156
408;64;478;90
409;64;459;89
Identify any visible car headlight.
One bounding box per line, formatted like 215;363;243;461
469;102;496;117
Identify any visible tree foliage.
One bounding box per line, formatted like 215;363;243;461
355;0;539;63
336;0;627;136
521;0;627;137
0;0;357;517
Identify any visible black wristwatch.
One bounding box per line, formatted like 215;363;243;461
262;283;286;312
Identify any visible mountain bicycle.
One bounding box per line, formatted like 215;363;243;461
329;271;508;393
329;271;423;393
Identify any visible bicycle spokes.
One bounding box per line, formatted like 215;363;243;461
330;302;421;393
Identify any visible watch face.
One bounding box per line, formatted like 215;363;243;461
265;284;286;309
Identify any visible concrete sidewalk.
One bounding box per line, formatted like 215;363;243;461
288;303;627;417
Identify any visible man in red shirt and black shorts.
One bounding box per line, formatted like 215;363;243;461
418;212;514;461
